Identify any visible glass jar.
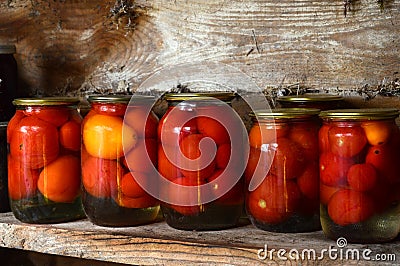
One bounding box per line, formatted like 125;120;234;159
246;108;321;232
277;94;345;111
82;95;160;226
319;108;400;243
0;44;17;122
8;97;84;223
158;92;246;230
0;122;10;212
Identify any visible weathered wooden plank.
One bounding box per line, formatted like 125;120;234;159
0;0;399;97
0;212;398;265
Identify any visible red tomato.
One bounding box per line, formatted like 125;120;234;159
158;144;183;181
320;152;354;187
318;123;331;152
7;110;25;143
328;126;367;158
270;138;305;180
166;177;205;216
10;116;60;169
347;163;377;192
366;144;400;184
247;174;301;224
289;122;319;160
124;107;159;139
8;155;39;200
244;147;272;186
248;122;289;149
82;156;123;198
120;172;148;198
320;183;340;205
158;107;198;146
26;107;69;127
328;189;375;226
297;162;319;200
179;134;216;180
91;103;127;117
207;169;244;205
59;120;81;151
197;116;229;145
216;143;230;169
124;138;157;174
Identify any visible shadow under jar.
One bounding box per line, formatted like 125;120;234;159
319;108;400;243
246;108;321;233
158;92;246;231
8;98;85;223
81;95;160;227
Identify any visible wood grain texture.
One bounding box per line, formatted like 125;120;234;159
0;212;398;265
0;0;399;97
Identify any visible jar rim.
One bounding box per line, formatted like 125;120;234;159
87;95;155;104
0;44;16;54
13;97;80;106
277;94;343;102
319;108;400;120
164;92;236;102
251;108;320;119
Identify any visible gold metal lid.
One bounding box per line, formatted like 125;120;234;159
13;97;80;106
87;95;154;104
251;108;320;119
319;108;400;120
164;92;236;102
0;45;16;54
277;94;344;102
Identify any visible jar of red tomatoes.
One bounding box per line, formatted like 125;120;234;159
319;108;400;243
158;92;246;230
277;94;345;110
246;108;321;232
82;95;160;226
8;98;84;223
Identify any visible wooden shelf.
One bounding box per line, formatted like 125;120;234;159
0;212;398;265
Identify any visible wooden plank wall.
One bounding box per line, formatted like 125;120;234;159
0;0;399;102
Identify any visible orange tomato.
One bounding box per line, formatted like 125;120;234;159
124;107;159;139
8;155;39;200
10;116;60;169
361;120;394;146
82;156;123;198
114;194;158;209
37;155;81;202
59;120;81;151
7;110;25;143
83;114;137;159
124;138;157;173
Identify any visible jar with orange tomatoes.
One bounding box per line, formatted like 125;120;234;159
158;92;246;230
319;108;400;243
246;108;321;232
8;98;84;223
82;95;160;226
